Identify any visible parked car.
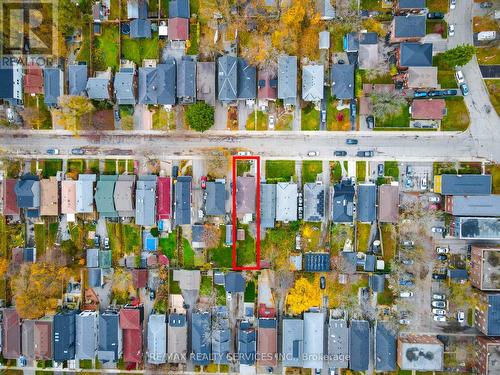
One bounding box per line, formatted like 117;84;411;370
149;290;156;300
237;151;252;156
268;115;275;130
320;276;326;289
104;237;110;249
432;293;446;300
377;164;384;176
46;148;59;155
429;195;441;203
402;240;415;247
421;177;428;190
356;150;374;157
434;315;447;322
320;109;326;123
346;138;358;145
450;0;456;9
427;12;445;19
307;151;320;157
334;150;347;157
399;319;411;325
350;99;357;117
437;254;448;261
94;235;100;247
432;227;445;233
400;291;414;298
432;273;447;281
405;178;413;189
457;310;465;323
436;247;450;254
71;148;85;155
114;109;121;121
401;258;414;265
414;91;428;98
480;1;492;7
460;83;469;96
406;165;413;176
172;165;179;178
432;300;447;308
200;176;207;189
399;279;415;287
442;89;457;96
449;24;455;36
455;70;465;84
428;90;442;98
366;115;374;129
432;308;447;315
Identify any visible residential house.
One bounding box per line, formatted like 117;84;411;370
217;55;238;104
317;0;336;20
100;250;112;269
434;174;492;195
375;322;397;372
114;67;137;105
358;33;380;69
53;309;77;362
75;311;99;360
398;0;426;11
475;293;500;336
303;311;325;369
61;180;77;217
40;177;59;216
3;179;20;216
167;313;187;363
411;99;446;120
22;320;36;360
174;176;192;226
378;184;399;223
177;57;197;104
302;65;324;102
157;177;171;220
169;0;190;18
2;308;21;359
0;61;23;105
305;252;330;272
88;267;103;288
282;318;303;367
76;174;96;213
319;31;330;50
349;320;370;371
303;183;325;222
114;175;136;218
138;60;176;105
399;43;433;67
68;64;88;96
148;314;167;364
278;55;298;106
237;58;257;101
237;176;256;219
131;18;152;39
475;336;500;375
276;182;298;222
257;318;277;367
43;68;63;106
391;16;426;43
196;62;216;106
131;268;148;289
225;272;246;293
451;217;500;240
260;183;276;228
357;183;376;223
407;67;438;89
257;70;278;108
192;224;207;249
192;311;211;365
87;248;99;267
369;274;386;293
470;246;500;291
212;307;231;364
98;309;122;363
332;179;355;223
397;335;443;371
86;70;112;100
24;64;44;95
238;321;256;365
328;318;349;369
206;180;226;216
95;175;118;218
127;0;148;19
168;18;189;41
32;317;53;360
120;305;144;363
15;174;40;217
445;195;500;217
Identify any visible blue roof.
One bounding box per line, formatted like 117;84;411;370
44;68;62;106
138;60;176;105
169;0;190;18
364;254;376;272
206;181;226;216
332;179;355;223
277;55;297;105
238;325;256;365
349;320;370;371
399;0;426;8
217;55;238;102
305;252;330;272
98;310;120;362
53;310;77;361
169;313;186;327
487;294;500;336
68;64;88;96
88;268;102;287
394;16;426;38
15;174;39;209
192;312;211;365
439;174;492;195
369;274;385;292
114;70;136;105
130;18;152;39
448;269;468;281
375;322;396;371
237;58;256;100
0;62;14;100
357;184;377;222
174;176;192;226
400;43;433;67
135;175;157;226
212;314;230;364
177;57;196;102
225;272;245;293
331;64;355;99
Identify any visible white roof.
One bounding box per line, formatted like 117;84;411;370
276;182;297;222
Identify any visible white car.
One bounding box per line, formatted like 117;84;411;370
457;310;465;323
434;315;447;322
455;70;465;84
450;0;456;9
436;247;450;254
449;24;455;36
400;291;414;298
237;151;251;156
432;293;446;300
432;308;447;315
421;177;428;190
429;195;441;203
268;115;275;130
432;227;445;233
307;151;320;157
432;300;447;308
399;319;411;325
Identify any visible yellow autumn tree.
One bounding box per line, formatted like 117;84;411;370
286;277;321;315
0;258;8;277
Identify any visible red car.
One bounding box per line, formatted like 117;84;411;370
201;176;207;189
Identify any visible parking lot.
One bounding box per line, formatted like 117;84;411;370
399;162;434;192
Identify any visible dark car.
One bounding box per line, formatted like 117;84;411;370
414;91;428;98
399;279;414;287
442;89;458;96
149;290;156;300
172;165;179;178
94;235;100;247
437;254;448;261
377;164;384;176
480;1;493;7
427;12;444;19
350;99;357;118
366;115;374;129
428;90;443;97
320;276;326;289
71;148;85;155
114;109;121;121
432;273;447;281
357;150;374;157
334;150;347;157
346;139;358;145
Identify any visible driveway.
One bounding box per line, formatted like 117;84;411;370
133;105;152;130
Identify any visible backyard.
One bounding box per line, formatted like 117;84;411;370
301;104;320;130
121;35;159;66
236;226;257;267
265;160;295;182
209;226;232;268
330;224;354;255
159;232;177;260
441;98;470;131
93;24;120;72
477;47;500;65
356;222;371;252
302;161;322;183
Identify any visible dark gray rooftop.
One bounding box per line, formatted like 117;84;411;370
349;320;370;371
206;181;226;216
328;319;349;369
43;68;62;106
177;57;196;103
225;272;245;293
192;311;211;365
303;183;325;222
114;70;136;105
277;55;298;105
399;0;426;8
400;43;433;67
394;16;426;38
174;176;191;226
68;64;88;96
375;322;396;372
98;310;121;363
138;60;176;105
282;318;303;367
237;58;256;100
369;274;385;292
217;55;237;103
439;174;492;195
53;310;77;362
169;0;190;18
86;77;111;100
357;184;377;223
260;183;276;228
487;294;500;335
305;252;330;272
331;64;355;100
332;179;355;223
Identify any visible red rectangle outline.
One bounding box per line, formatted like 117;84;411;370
232;155;261;270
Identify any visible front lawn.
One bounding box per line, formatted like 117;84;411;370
104;159;117;174
488;164;500;194
485;80;500;116
384;161;399;180
441;97;470;131
356;161;366;182
23;94;52;129
331;161;343;183
301;104;320;130
433;53;458;88
356;222;371;252
41;159;62;178
427;0;448;12
86;160;100;174
477;47;500;65
302;161;322;183
121;35;159;66
246;110;268;130
276;113;293;130
265;160;295;182
68;159;85;176
326;91;350;131
473;16;499;33
93;24;120;72
375;104;410;128
426;20;448;37
152;107;175;130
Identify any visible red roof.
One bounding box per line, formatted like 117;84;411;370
411;99;446;120
157;177;171;220
257;71;277;100
168;18;189;41
131;268;148;289
4;179;20;215
258;304;276;318
24;64;43;94
34;320;53;360
120;308;141;330
123;328;143;363
158;254;169;266
2;308;21;359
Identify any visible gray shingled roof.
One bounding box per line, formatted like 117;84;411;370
282;319;303;367
375;322;396;372
76;311;98;360
448;195;500;216
192;312;211;365
349;320;370;371
400;43;433;67
303;311;325;369
135;175;157;226
328;319;349;368
43;68;62;106
302;65;324;102
138;60;176;105
278;56;297;105
177;57;196;103
217;55;237;103
260;183;276;228
53;310;77;362
175;176;192;226
225;272;245;293
357;184;376;222
147;314;166;364
438;174;492;195
206;181;226;216
95;176;117;217
98;310;121;363
114;70;136;105
86;77;111;100
399;0;426;8
237;58;256;100
276;182;297;222
394;16;426;38
68;65;88;96
332;179;355;223
169;0;190;18
331;64;355;100
130;18;152;39
303;183;325;222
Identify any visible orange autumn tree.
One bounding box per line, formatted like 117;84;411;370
0;258;8;277
286;277;321;315
12;263;71;319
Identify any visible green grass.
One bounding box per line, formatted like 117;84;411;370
302;161;322;183
359;70;393;85
356;161;366;182
276;114;293;130
441;97;470;131
329;21;356;52
0;219;24;257
93;24;120;72
375;104;410;128
426;20;448;38
187;22;199;54
477;47;500;65
215;284;226;305
79;360;93;370
244;281;256;302
209;226;232;268
265;160;295;182
152;107;175;130
384;161;399;180
121;35;159;66
68;159;84;175
427;0;448;12
381;223;396;263
356;222;371;251
123;224;141;255
236;226;257;267
485;80;500;116
330;224;354;255
182;238;195;268
34;224;46;255
246;110;268;130
118;160;133;174
236;160;252;176
200;276;213;297
377;288;395;305
433;53;458;89
301;105;320;130
326;91;350;131
86;159;100;174
489;164;500;194
41;159;62;178
360;0;385;11
104;159;117;174
76;23;91;65
159;232;177;260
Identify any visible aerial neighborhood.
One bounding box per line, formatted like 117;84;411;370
0;0;499;374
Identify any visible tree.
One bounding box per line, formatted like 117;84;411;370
441;44;476;68
12;263;71;319
53;95;94;132
286;277;321;315
111;268;134;304
0;258;8;277
370;91;407;120
202;224;221;249
185;102;215;132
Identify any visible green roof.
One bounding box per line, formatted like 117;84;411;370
95;176;118;217
99;250;112;269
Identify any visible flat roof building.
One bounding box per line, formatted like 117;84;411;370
434;174;492;196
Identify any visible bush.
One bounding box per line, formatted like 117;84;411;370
185;102;215;132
